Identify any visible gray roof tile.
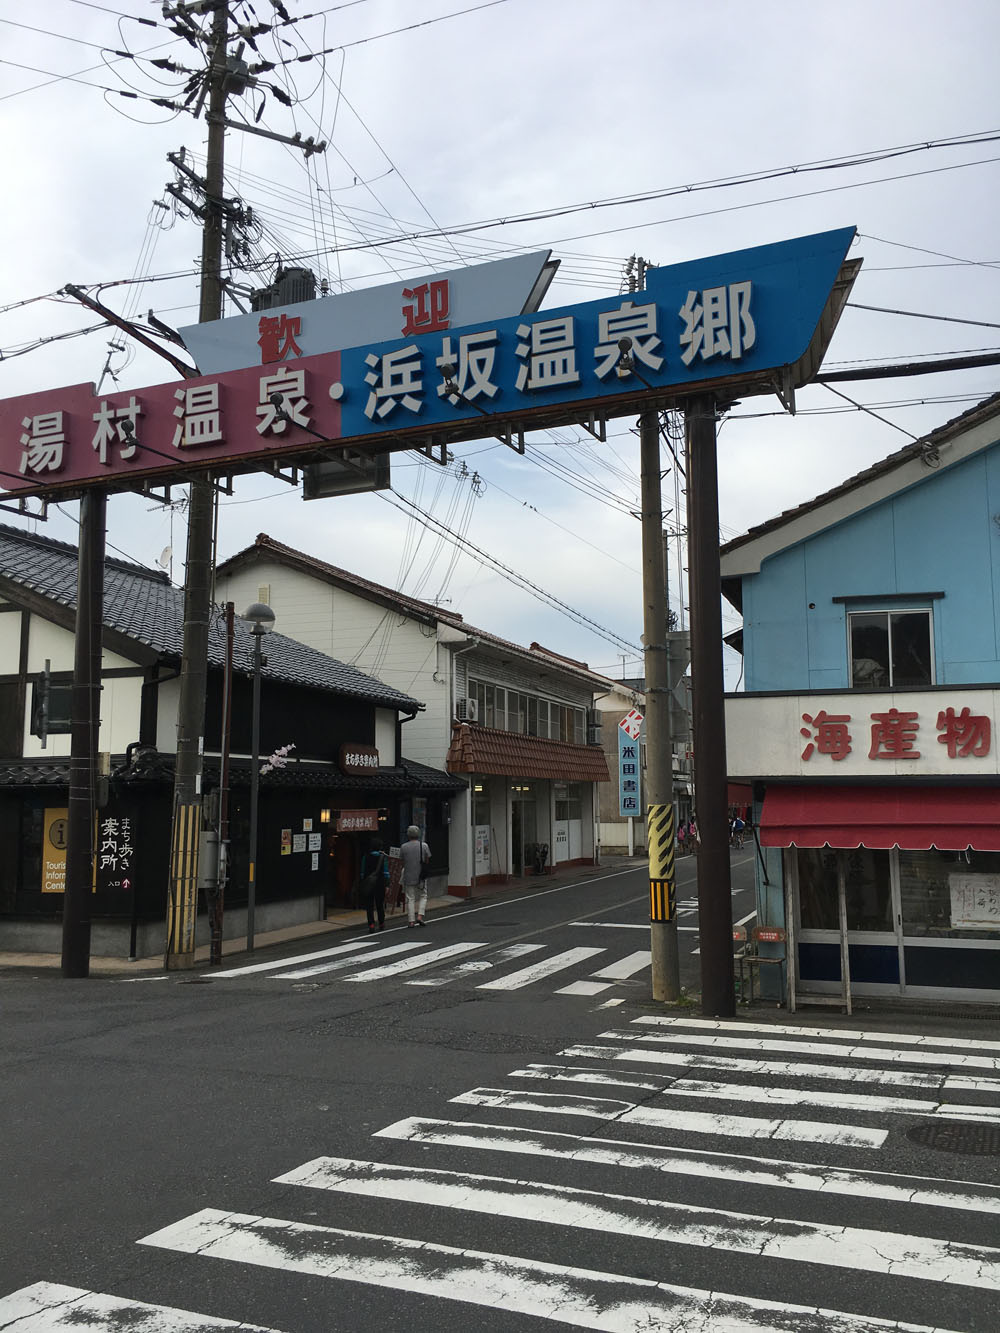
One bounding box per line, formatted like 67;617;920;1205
0;524;420;711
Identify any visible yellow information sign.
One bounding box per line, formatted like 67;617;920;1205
42;807;68;894
647;803;675;922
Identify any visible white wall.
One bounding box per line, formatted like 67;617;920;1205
374;708;397;764
214;562;449;765
0;611;21;673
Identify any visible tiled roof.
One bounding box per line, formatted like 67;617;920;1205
218;533;625;689
445;722;611;782
0;524;420;711
720;392;1000;560
0;755;465;793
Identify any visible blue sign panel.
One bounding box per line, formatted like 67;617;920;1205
618;725;642;818
330;225;856;443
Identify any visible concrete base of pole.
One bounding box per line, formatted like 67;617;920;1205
165;952;196;971
650;920;680;1001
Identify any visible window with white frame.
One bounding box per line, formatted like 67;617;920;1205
469;677;586;742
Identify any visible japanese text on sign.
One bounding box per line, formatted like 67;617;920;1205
799;705;992;763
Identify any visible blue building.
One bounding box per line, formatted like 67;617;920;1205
722;394;1000;1006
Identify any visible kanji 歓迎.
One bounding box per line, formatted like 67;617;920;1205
258;314;303;364
402;280;450;336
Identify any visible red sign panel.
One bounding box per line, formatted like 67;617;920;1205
336;809;379;832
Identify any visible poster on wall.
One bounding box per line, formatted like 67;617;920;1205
949;874;1000;929
292;833;307;853
280;829;292;856
95;813;135;893
474;825;490;876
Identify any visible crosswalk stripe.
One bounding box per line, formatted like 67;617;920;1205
273;1154;1000;1291
274;939;425;980
550;948;655;990
209;936;379;979
561;1042;1000;1094
476;946;604;990
375;1115;1000;1214
570;921;649;929
406;944;544;987
137;1207;960;1333
343;941;488;982
601;1027;1000;1072
0;1281;284;1331
634;1013;1000;1054
449;1087;887;1147
589;950;651;980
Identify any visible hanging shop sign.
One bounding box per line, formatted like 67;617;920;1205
0;227;857;499
339;743;380;775
618;715;643;817
336;809;379;832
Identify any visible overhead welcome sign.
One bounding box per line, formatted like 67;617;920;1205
0;227;857;498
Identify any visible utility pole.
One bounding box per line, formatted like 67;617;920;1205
164;0;229;969
641;409;680;1001
685;392;735;1016
161;3;326;967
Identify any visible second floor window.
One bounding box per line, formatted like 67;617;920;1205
848;609;933;689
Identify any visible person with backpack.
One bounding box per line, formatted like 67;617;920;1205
359;838;389;932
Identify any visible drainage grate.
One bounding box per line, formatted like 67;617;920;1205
906;1122;1000;1155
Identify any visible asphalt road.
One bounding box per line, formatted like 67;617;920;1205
2;849;998;1333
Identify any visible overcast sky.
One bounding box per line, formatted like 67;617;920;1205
1;0;998;687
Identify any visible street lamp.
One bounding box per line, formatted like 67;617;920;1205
244;601;275;951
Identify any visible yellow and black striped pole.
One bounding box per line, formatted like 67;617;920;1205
647;802;676;923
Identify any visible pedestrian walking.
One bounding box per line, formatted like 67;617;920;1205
687;818;699;853
677;823;687;856
359;838;388;932
400;824;431;928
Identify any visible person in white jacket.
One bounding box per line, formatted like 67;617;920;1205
399;825;431;927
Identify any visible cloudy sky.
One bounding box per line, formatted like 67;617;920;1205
1;0;997;687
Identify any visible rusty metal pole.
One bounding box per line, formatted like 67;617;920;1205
685;393;735;1016
640;408;680;1001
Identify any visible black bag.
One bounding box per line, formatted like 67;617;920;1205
360;852;384;895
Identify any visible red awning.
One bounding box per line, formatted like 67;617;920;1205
759;784;1000;851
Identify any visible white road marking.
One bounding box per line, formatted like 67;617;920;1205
633;1013;1000;1054
274;939;425;980
343;941;487;982
449;1087;886;1147
376;1115;1000;1214
0;1282;282;1331
209;936;379;979
275;1154;1000;1291
604;1027;1000;1072
590;950;651;980
557;980;612;996
477;946;604;991
138;1208;960;1333
561;1043;1000;1095
570;921;648;929
406;943;543;987
651;1075;1000;1125
598;997;626;1008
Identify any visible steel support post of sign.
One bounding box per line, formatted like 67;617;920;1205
247;625;263;952
164;0;229;969
640;408;680;1001
685;393;735;1017
62;488;107;977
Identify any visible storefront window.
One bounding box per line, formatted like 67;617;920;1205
472;780;490;827
900;848;1000;938
797;846;839;930
844;847;893;931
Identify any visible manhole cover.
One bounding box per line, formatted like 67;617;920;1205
907;1122;1000;1155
